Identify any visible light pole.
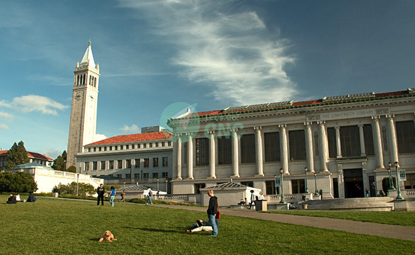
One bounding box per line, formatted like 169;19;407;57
76;173;79;196
394;161;404;200
314;173;319;197
280;168;286;204
388;162;395;191
274;175;277;195
304;167;309;194
165;179;168;193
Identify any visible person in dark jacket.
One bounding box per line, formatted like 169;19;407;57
27;193;36;202
7;194;17;204
97;184;105;206
207;189;218;236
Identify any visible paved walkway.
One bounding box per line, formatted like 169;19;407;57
153;204;415;242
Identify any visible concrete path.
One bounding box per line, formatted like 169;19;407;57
153;204;415;242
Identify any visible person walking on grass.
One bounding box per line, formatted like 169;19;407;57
146;188;153;205
207;189;218;236
109;186;116;207
97;184;105;206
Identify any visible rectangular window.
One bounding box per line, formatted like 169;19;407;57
327;127;336;158
396;121;415;153
120;145;124;150
126;145;129;150
162;172;168;178
93;161;97;170
143;144;147;148
135;159;140;167
264;132;280;162
194;183;206;194
218;137;232;164
143;173;149;179
126;174;131;179
109;146;112;151
134;173;140;179
266;180;276;195
99;147;102;152
333;178;339;198
85;162;90;171
404;173;415;189
241;134;256;163
363;124;374;156
118;160;123;169
196;138;209;166
153;158;159;167
340;125;360;157
149;143;153;148
291;179;305;194
115;146;118;151
162;157;168;167
117;174;122;178
101;161;106;170
104;147;107;151
93;147;96;152
153;173;158;178
168;141;172;146
126;159;132;168
109;160;114;169
289;130;306;160
131;144;135;149
144;158;149;167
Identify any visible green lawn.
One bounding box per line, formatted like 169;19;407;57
266;210;415;227
1;195;414;254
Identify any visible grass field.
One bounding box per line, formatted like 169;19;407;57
1;195;414;254
266;210;415;227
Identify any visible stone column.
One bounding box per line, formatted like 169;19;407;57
335;126;342;158
279;125;289;174
305;123;315;173
176;136;182;180
231;128;240;178
371;117;384;169
358;124;366;156
209;131;216;179
319;122;329;172
386;115;399;163
255;126;264;176
187;134;194;179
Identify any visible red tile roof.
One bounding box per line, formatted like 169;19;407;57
0;150;53;161
193;89;413;117
87;131;172;146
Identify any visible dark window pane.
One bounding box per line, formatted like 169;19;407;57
196;138;209;166
289;130;306;160
327;127;336;158
396;121;415;153
241;134;256;163
218;137;232;164
340;126;360;157
363;124;374;156
264;132;280;162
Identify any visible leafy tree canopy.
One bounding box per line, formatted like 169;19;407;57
0;171;38;193
52;151;67;171
5;141;30;169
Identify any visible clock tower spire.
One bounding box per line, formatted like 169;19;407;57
66;42;100;170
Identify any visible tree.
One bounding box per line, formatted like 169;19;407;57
66;166;76;173
5;141;30;169
0;171;38;193
52;151;67;171
53;182;95;196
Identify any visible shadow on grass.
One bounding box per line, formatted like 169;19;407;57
89;238;101;242
124;226;182;233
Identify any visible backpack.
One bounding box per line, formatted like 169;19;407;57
149;190;153;197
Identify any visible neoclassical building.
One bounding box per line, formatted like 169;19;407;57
167;89;415;199
75;129;173;191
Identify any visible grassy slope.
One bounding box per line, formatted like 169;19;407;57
1;196;414;254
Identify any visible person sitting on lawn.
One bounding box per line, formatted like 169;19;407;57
185;219;219;233
15;194;24;202
6;194;17;204
27;193;37;202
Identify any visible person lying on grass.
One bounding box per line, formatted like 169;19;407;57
185;219;219;233
99;231;117;242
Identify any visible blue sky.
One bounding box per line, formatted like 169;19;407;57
1;0;415;159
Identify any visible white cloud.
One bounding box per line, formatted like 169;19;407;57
95;134;107;142
120;124;140;133
0;95;68;115
40;148;62;160
0;111;14;119
0;124;9;130
119;0;297;106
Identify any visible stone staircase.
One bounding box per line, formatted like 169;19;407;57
299;197;394;211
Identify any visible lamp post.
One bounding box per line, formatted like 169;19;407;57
387;162;395;191
274;175;277;195
394;161;404;200
314;173;319;197
165;179;168;193
304;167;309;194
279;168;286;204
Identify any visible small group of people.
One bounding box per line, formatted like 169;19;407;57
96;184;116;207
6;193;36;204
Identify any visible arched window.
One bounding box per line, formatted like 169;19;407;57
77;75;80;85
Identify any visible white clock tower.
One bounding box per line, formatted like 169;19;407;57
66;42;100;170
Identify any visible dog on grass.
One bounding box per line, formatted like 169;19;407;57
98;231;117;242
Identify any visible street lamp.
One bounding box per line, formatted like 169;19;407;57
304;167;309;194
387;162;395;191
394;161;404;200
279;168;286;204
314;173;319;197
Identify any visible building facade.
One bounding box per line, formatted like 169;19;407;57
0;150;53;169
168;89;415;200
75;131;173;191
66;42;100;169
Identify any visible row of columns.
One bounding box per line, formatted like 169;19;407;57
174;115;401;180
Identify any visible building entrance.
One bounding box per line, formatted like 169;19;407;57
343;168;364;198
